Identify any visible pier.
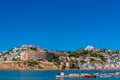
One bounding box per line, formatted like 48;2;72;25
56;68;120;78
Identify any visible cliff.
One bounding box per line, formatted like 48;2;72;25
0;61;58;70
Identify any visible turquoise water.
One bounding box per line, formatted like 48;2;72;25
0;70;120;80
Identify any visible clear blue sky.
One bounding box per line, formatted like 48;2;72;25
0;0;120;51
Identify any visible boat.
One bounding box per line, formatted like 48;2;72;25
83;74;97;78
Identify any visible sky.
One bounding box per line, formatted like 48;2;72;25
0;0;120;51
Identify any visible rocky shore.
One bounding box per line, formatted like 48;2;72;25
0;61;58;70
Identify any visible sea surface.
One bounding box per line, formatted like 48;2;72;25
0;70;120;80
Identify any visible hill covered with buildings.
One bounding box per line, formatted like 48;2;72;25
0;45;120;70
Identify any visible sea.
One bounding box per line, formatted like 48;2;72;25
0;70;120;80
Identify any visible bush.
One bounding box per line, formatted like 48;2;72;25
28;61;39;66
46;58;53;62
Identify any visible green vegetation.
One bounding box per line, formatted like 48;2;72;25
90;53;98;57
54;61;61;67
30;47;37;51
90;58;95;62
38;66;42;69
68;50;89;58
46;58;53;62
27;61;39;67
80;60;85;64
90;53;107;62
68;52;79;58
71;60;77;63
53;56;61;67
70;64;79;69
99;55;107;62
12;58;20;61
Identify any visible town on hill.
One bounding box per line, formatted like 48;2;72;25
0;45;120;70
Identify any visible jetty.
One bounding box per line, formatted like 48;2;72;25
56;72;120;78
56;73;98;78
56;66;98;78
56;67;120;78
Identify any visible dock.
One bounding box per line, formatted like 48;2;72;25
56;75;81;78
56;73;98;78
56;72;120;78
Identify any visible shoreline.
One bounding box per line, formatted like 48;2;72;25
0;69;120;71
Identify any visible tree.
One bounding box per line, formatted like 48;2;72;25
99;54;107;62
90;53;98;57
90;58;94;62
80;60;85;64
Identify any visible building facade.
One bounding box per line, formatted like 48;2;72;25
20;50;47;61
20;50;55;61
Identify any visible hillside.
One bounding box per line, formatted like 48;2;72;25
0;45;120;70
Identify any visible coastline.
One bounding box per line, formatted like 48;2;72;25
0;69;120;71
